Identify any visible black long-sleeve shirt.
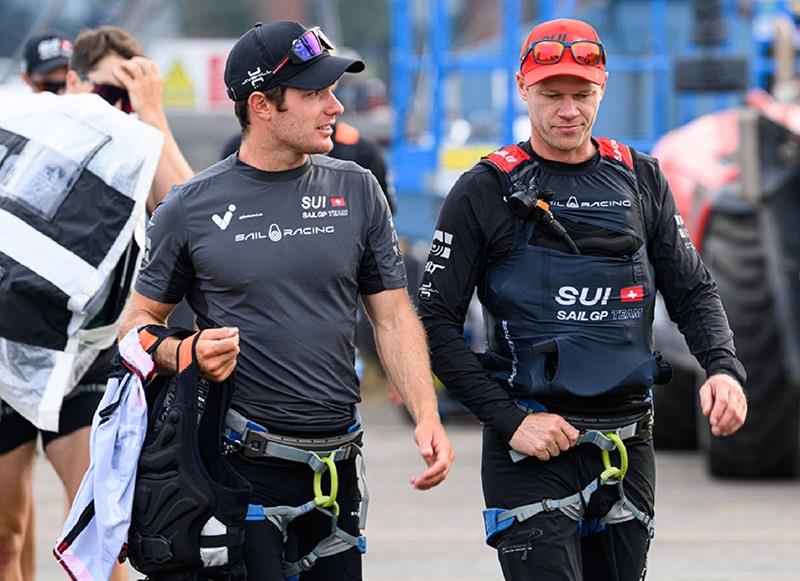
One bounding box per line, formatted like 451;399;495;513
418;140;746;443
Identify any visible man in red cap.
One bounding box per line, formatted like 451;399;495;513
419;18;747;579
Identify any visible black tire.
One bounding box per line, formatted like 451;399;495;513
702;211;800;478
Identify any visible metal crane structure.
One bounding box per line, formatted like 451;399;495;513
388;0;792;239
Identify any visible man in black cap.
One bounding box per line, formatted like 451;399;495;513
20;33;73;94
119;21;454;580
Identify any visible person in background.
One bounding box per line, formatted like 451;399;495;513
19;33;72;95
0;25;193;581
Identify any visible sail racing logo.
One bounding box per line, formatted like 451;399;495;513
235;223;335;243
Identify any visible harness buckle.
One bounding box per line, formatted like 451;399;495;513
299;553;318;571
541;498;558;512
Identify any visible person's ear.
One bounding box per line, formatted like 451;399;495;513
248;91;272;122
21;73;35;90
516;72;528;101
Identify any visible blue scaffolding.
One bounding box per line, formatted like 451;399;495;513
388;0;792;242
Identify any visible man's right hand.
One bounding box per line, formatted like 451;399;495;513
509;413;580;461
113;56;166;126
195;327;240;382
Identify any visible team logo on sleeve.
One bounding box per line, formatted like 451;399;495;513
674;214;694;249
418;281;439;301
142;235;152;266
430;230;453;259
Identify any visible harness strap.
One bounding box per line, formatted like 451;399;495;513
508;400;647;463
247;502;367;578
283;527;367;577
601;481;655;538
229;410;370;576
199;528;246;548
508;422;640;464
486;409;654;544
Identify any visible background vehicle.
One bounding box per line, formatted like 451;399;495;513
652;90;800;479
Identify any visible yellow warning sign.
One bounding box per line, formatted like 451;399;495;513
162;61;195;109
440;144;497;170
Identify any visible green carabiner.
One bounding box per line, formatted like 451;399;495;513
600;432;628;481
313;453;340;516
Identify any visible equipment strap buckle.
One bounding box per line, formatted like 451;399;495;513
540;498;558;512
299;553;318;571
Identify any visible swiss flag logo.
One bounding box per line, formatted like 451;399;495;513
620;285;644;302
331;196;347;207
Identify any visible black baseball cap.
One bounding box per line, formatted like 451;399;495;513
224;21;364;101
21;34;73;77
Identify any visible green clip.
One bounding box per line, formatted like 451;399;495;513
600;432;628;481
313;453;340;516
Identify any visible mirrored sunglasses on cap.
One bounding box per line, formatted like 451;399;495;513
269;27;335;80
521;39;606;68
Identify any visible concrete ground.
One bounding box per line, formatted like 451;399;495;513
31;401;800;580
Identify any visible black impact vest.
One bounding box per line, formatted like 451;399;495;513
479;140;660;400
127;327;251;581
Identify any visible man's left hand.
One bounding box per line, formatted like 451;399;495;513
699;373;747;436
410;419;455;490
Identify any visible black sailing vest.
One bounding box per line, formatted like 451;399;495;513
479;140;659;399
127;327;251;581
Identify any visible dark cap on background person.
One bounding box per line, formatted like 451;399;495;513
519;18;606;87
224;21;364;101
21;34;73;77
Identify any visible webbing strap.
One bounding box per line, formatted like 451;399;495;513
283;528;366;577
601;481;655;538
224;409;362;465
233;409;371;576
497;477;599;527
259;439;357;472
487;414;654;544
248;502;367;577
509;421;642;463
579;422;640;450
484;476;654;544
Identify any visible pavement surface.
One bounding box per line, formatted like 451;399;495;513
31;401;800;580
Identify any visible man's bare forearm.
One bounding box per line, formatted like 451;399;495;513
373;308;440;425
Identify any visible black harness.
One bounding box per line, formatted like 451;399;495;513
126;326;251;580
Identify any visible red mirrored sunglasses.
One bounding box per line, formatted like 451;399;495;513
521;39;606;68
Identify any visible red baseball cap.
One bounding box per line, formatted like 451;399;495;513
519;19;606;87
